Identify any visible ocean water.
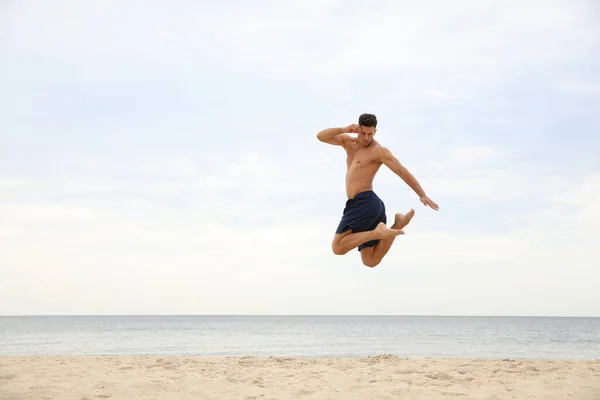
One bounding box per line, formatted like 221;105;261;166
0;315;598;360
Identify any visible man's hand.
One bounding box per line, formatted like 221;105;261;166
344;124;360;133
420;196;439;211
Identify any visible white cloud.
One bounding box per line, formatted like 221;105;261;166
554;81;600;95
1;0;593;83
424;89;470;103
445;145;500;166
138;157;197;177
0;0;598;317
0;148;598;316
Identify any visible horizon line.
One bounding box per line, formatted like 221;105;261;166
1;313;598;318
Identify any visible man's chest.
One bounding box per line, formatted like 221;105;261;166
347;147;379;167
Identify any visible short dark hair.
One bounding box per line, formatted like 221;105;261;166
358;113;377;128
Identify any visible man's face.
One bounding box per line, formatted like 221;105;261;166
358;125;376;147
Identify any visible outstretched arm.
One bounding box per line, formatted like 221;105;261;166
380;147;439;210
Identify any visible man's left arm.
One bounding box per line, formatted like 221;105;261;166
380;147;439;210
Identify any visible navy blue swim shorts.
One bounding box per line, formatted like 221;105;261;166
335;190;387;251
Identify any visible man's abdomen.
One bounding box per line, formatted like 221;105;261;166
345;169;378;199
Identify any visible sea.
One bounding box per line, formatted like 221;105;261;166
1;315;599;360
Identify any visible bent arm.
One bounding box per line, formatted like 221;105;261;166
380;147;426;197
316;127;350;147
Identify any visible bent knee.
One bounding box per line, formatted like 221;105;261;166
331;243;347;255
361;251;381;267
362;258;380;268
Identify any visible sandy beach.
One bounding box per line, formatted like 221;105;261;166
0;355;598;400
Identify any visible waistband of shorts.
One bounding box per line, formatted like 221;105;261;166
348;190;377;200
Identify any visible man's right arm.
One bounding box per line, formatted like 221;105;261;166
316;125;355;147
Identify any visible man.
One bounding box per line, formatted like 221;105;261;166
316;113;439;268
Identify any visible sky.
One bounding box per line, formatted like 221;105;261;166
1;0;599;316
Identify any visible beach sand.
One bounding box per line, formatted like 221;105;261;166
1;355;598;400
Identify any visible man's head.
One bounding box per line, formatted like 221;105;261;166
358;113;377;147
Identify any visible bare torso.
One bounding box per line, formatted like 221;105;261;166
344;138;383;199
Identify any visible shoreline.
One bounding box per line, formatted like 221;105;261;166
1;355;598;399
1;353;599;360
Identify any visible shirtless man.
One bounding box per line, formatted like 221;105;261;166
317;113;439;268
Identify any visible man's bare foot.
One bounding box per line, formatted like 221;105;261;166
374;222;404;239
394;209;415;230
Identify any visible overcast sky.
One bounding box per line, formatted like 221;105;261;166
1;0;598;317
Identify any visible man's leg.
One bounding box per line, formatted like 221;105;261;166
332;222;403;255
361;209;415;267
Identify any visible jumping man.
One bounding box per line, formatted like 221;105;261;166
316;113;439;268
